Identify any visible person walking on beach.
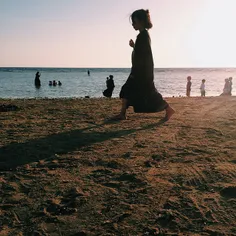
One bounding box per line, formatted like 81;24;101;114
186;76;192;97
103;75;115;98
229;77;233;95
200;79;206;97
221;78;230;96
34;72;41;88
111;9;175;121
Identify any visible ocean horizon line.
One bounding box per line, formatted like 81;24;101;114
1;66;236;69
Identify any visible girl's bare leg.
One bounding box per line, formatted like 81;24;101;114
111;99;127;120
164;105;175;121
120;99;127;117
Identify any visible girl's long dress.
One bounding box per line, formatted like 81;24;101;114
120;30;168;113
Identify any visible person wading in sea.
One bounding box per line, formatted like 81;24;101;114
34;71;41;88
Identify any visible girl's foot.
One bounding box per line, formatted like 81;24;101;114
109;113;127;121
163;106;175;121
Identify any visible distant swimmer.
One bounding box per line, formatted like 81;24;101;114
53;80;57;86
34;71;41;87
87;70;90;76
58;81;62;86
49;81;52;86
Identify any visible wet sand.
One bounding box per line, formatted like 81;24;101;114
0;97;236;235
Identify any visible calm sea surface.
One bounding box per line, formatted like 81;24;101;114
0;67;235;98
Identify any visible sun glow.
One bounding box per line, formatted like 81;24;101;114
1;0;236;67
186;0;236;67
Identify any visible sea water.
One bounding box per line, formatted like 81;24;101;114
0;67;235;98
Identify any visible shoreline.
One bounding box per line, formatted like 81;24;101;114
0;95;235;100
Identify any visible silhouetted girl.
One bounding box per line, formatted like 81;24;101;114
111;9;174;121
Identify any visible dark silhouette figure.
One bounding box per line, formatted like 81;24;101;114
103;75;115;98
87;70;90;76
34;72;41;88
229;77;233;96
58;81;62;86
186;76;192;97
49;81;52;86
221;78;230;96
111;9;174;120
53;80;57;86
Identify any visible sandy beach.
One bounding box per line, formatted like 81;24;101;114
0;97;236;235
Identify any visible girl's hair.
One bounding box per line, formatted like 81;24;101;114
131;9;153;29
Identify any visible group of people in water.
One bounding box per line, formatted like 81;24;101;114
49;80;62;86
34;72;62;88
186;76;233;97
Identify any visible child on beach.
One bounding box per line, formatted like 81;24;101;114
111;9;175;121
186;76;192;97
200;79;206;97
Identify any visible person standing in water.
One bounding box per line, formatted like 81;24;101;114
87;70;90;76
111;9;175;121
186;76;192;97
34;72;41;87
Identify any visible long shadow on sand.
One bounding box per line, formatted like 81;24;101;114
0;120;165;170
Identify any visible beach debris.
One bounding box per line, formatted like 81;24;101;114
0;104;19;112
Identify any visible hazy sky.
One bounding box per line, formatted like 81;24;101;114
1;0;236;68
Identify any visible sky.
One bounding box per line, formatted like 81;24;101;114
1;0;236;68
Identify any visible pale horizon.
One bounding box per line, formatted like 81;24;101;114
1;0;236;68
1;66;236;69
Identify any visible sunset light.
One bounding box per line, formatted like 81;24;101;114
1;0;236;68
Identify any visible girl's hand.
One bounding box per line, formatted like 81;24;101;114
129;39;135;48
